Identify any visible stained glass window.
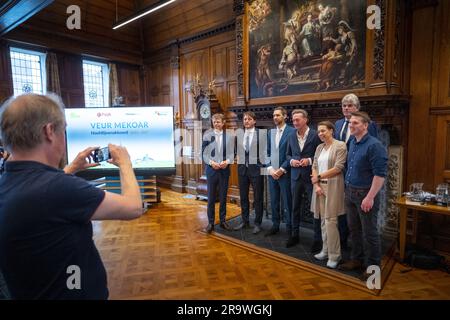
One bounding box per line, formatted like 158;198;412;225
10;48;46;96
83;60;109;108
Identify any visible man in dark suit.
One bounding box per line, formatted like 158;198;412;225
334;93;379;250
234;111;266;234
265;107;295;236
335;93;378;144
286;109;322;248
202;113;234;233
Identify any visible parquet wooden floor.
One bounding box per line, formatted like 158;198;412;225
93;188;450;300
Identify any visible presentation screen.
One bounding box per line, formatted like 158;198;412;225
65;106;176;178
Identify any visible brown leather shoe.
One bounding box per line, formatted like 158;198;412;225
338;260;363;271
205;224;214;234
220;222;232;231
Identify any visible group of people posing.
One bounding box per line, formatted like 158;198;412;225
202;93;387;278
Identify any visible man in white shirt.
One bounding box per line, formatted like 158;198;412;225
201;113;234;233
286;109;322;248
265;107;295;236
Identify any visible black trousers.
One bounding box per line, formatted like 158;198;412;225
238;173;264;225
207;172;229;225
291;179;321;240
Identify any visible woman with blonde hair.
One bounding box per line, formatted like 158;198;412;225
310;121;347;268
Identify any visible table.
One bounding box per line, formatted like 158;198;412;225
396;197;450;260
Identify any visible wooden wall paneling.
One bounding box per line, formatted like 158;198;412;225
0;41;13;104
180;48;209;194
208;39;240;202
406;4;437;190
434;114;450;183
5;0;143;65
117;64;142;106
181;49;209;117
142;0;234;53
434;0;450;107
57;52;84;108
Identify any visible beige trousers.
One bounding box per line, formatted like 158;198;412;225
317;184;341;261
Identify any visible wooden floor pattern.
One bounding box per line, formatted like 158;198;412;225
93;188;450;300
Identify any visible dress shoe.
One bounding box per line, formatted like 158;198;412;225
252;225;262;234
286;236;299;248
264;227;279;237
205;224;214;234
326;258;341;269
314;251;328;261
233;222;250;231
338;260;363;271
310;240;323;254
220;222;232;231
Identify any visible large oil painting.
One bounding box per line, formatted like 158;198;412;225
248;0;367;99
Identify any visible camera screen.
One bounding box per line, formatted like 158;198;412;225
94;147;110;163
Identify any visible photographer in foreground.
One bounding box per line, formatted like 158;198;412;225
0;93;142;299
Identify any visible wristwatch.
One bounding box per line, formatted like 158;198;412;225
317;174;322;180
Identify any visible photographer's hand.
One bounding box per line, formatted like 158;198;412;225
64;147;99;175
107;144;132;168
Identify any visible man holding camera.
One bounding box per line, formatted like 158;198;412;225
0;94;143;299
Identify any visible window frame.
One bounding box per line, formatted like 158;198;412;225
9;47;47;96
82;59;110;108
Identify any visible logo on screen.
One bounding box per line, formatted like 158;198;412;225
97;112;112;118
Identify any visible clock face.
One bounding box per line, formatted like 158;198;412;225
199;103;211;119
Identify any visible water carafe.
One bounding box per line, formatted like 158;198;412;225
435;183;449;206
409;183;424;201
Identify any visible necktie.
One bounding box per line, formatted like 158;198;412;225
245;134;250;166
245;133;250;152
341;120;349;142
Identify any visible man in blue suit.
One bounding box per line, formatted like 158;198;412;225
202;113;234;234
265;107;295;236
234;111;267;234
334;93;379;249
286;109;322;248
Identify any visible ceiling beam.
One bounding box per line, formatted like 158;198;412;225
0;0;54;36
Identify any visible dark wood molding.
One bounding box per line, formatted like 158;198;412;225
178;21;236;47
374;0;386;80
235;16;244;98
144;21;235;59
430;105;450;115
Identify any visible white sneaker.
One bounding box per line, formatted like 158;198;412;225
314;251;328;261
326;258;341;269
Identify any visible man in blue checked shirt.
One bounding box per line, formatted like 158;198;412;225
339;111;388;280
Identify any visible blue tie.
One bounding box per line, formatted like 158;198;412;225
341;120;349;142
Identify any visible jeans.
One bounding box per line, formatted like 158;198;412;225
345;186;381;267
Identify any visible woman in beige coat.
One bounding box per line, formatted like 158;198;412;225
310;121;347;269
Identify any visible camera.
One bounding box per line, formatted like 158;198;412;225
93;147;111;163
